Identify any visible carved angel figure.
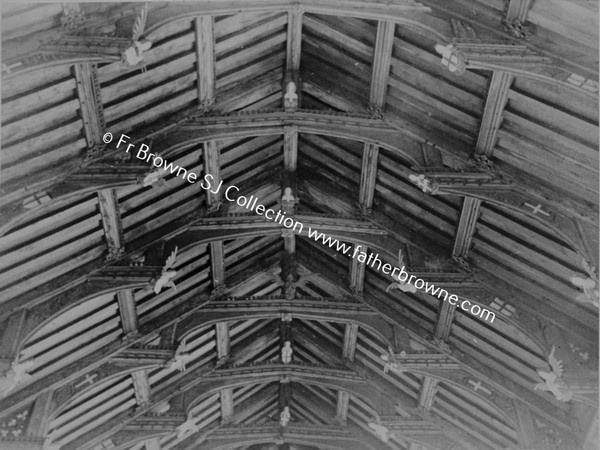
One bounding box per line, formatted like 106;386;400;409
386;250;417;294
164;342;192;372
368;422;390;442
0;359;35;398
434;43;467;75
282;187;296;214
177;414;199;438
284;81;298;109
142;170;164;187
281;341;293;364
121;3;153;67
380;347;406;374
570;259;599;308
153;247;178;294
408;174;437;194
534;346;573;402
280;406;291;427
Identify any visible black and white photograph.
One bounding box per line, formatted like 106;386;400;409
0;1;598;449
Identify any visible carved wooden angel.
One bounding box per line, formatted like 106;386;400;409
380;346;407;374
368;422;390;442
281;341;293;364
0;359;35;398
284;81;298;109
142;169;166;188
434;43;467;75
408;174;438;194
570;259;599;308
279;406;291;427
534;346;573;402
121;3;153;67
281;187;296;214
386;250;417;294
153;246;178;294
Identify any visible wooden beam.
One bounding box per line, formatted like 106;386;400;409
433;300;455;343
416;376;439;413
505;0;533;23
453;71;511;261
145;439;162;450
369;21;395;110
0;258;270;419
286;7;303;72
97;189;123;260
296;248;574;429
73;63;105;149
358;145;379;215
475;71;514;157
131;370;152;406
178;423;392;450
116;289;138;336
342;323;359;361
98;185;153;418
26;391;53;438
452;196;481;259
194;16;216;110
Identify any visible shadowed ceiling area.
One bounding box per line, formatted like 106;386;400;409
0;2;598;450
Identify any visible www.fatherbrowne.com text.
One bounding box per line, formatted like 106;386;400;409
111;133;496;323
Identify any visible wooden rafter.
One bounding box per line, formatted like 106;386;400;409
194;16;216;110
505;0;533;23
342;21;395;422
202;140;232;422
286;6;303;72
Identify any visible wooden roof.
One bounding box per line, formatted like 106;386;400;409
0;2;598;449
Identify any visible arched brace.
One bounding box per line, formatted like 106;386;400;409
0;111;424;239
48;363;166;423
142;1;444;42
0;161;153;238
181;423;393;450
390;364;517;429
195;436;363;450
169;219;549;355
1;1;443;81
111;431;171;450
13;278;156;360
181;365;397;418
173;298;405;356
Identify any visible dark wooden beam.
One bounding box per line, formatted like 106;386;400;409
181;423;392;450
74;62;105;150
286;6;303;72
194;16;216;110
505;0;533;23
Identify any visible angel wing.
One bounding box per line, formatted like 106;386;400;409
131;3;148;41
571;275;596;290
164;247;178;271
397;249;404;267
547;346;564;377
